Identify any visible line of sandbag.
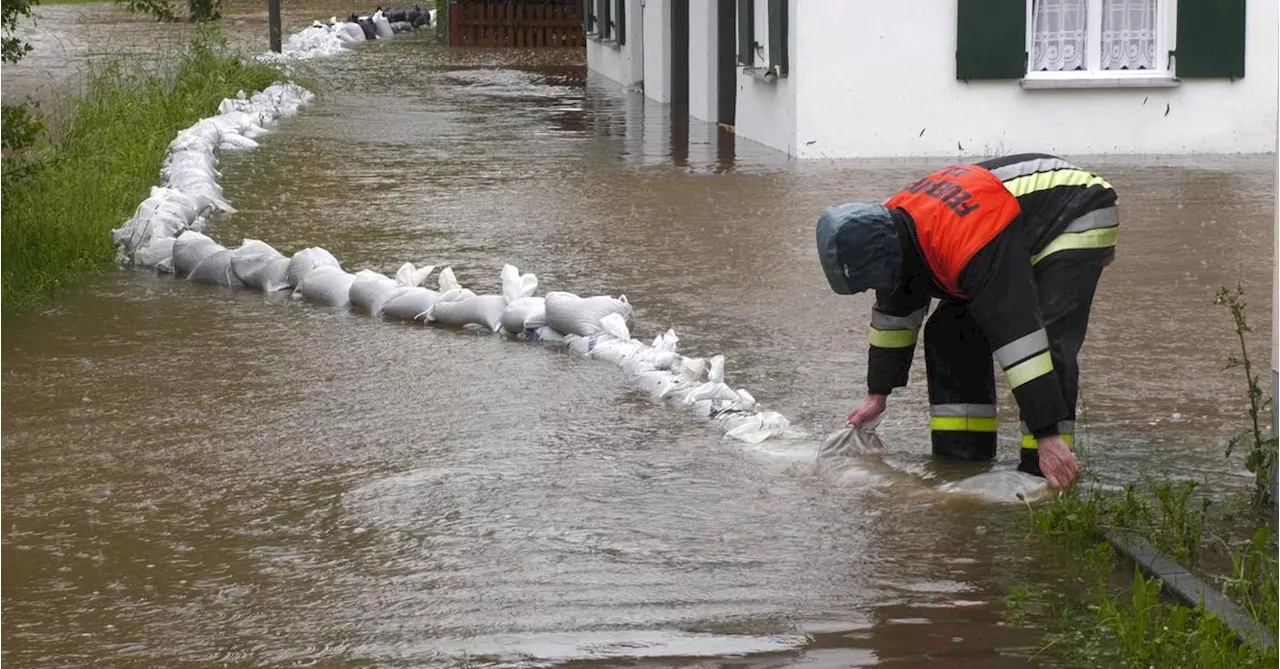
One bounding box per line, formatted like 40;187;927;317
112;20;790;447
164;229;790;444
110;84;315;270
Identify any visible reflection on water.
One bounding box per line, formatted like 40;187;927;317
2;3;1274;668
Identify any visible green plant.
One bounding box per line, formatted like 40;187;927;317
1;28;285;310
113;0;219;22
1215;284;1277;508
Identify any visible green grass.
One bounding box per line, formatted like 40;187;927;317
1;27;285;311
1007;477;1278;668
1004;288;1277;669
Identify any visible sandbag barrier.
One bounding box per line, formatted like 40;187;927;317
255;7;437;63
109;19;1051;503
109;17;792;446
135;227;798;444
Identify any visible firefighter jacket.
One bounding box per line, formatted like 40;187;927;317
866;154;1118;438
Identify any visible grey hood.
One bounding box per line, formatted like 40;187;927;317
815;202;902;295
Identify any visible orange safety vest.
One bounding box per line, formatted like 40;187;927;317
884;164;1022;298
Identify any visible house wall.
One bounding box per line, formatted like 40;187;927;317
791;0;1278;158
585;0;645;89
641;0;671;102
587;0;1278;158
730;0;799;155
686;0;719;123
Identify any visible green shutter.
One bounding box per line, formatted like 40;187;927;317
767;0;787;77
955;0;1026;81
737;0;753;66
600;0;611;39
615;0;625;45
583;0;593;34
1175;0;1246;79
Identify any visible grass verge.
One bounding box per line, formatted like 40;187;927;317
1;25;285;312
1006;288;1277;668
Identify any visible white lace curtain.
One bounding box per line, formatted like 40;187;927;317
1031;0;1157;72
1101;0;1157;70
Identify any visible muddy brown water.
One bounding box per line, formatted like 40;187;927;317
3;3;1275;667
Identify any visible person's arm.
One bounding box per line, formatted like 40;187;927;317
867;288;931;396
850;287;931;428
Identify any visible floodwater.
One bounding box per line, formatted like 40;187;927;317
3;3;1276;667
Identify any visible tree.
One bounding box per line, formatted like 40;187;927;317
112;0;221;22
2;0;36;64
0;0;41;191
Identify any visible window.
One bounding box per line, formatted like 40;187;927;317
584;0;598;36
955;0;1246;84
585;0;624;46
737;0;788;81
1027;0;1167;77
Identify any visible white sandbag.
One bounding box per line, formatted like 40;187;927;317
142;238;178;271
519;326;566;343
937;470;1054;503
437;266;463;293
338;21;367;41
287;247;341;286
707;355;726;383
620;329;682;375
169;120;221;153
382;287;441;322
674;356;709;382
500;263;539;303
161;150;220;181
231;239;291;292
394;262;434;288
172;231;222;277
583;314;641;364
686;389;757;418
372;10;394;37
621;349;682;375
501;297;546;334
679;379;741;407
544;291;633;337
719;411;791;444
425;291;505;331
218;132;260;151
297;265;356;306
590;337;646;365
670;358;732;406
188;249;242;287
634;368;694;400
349;270;399;316
565;332;613;357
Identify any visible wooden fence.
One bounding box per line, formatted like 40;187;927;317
448;1;585;48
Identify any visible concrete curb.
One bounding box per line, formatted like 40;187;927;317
1104;531;1276;651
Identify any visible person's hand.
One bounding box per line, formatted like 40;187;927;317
1037;435;1079;492
847;394;888;429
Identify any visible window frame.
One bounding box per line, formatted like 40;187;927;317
584;0;599;37
737;0;788;83
586;0;624;49
1022;0;1178;86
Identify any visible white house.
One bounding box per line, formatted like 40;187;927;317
585;0;1279;158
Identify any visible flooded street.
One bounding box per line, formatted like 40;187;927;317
2;3;1275;667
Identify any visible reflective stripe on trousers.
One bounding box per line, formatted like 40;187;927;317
931;403;998;433
1020;420;1076;449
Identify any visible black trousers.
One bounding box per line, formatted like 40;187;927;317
923;248;1111;475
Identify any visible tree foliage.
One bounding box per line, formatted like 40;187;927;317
112;0;221;23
